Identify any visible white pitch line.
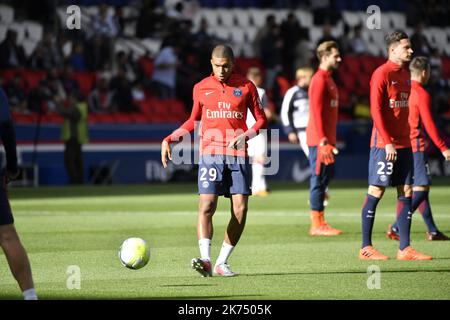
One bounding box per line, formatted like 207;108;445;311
12;210;450;218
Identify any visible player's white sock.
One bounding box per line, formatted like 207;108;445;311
252;163;266;192
215;241;235;266
23;288;38;300
198;238;211;261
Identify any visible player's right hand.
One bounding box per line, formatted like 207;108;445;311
319;144;337;165
385;144;397;162
161;140;172;168
442;149;450;161
288;132;299;144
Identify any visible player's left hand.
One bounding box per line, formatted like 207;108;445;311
228;134;246;150
442;149;450;161
161;140;172;168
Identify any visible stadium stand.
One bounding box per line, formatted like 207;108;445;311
0;0;449;128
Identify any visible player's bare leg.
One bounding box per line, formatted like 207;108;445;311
0;224;37;299
214;194;248;277
192;194;218;277
224;194;248;245
197;194;218;240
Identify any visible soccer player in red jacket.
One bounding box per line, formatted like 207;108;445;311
161;45;267;277
359;31;431;260
386;56;450;241
306;41;343;236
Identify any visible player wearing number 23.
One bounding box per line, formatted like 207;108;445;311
359;31;432;261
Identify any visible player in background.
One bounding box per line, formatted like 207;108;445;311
0;88;38;299
246;67;275;197
161;45;267;277
306;41;342;236
281;67;330;205
281;67;313;158
359;31;432;260
386;56;450;241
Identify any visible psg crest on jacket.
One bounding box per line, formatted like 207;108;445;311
233;88;243;97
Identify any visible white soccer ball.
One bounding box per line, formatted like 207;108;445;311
118;237;150;270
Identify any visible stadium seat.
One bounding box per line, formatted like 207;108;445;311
129;113;148;124
0;4;14;25
275;76;291;97
342;11;363;27
23;20;43;42
114;113;134;124
442;58;450;79
22;70;46;90
0;23;8;42
123;21;137;38
342;56;361;74
72;72;96;98
248;9;268;28
200;8;219;28
338;70;356;90
388;12;406;30
12;112;36;125
46;113;64;124
210;27;230;41
217;10;235;27
88;113;100;124
232;9;250;27
228;26;245;44
428;28;447;53
273;9;288;24
245;26;258;42
0;69;21;84
141;38;162;58
295;10;314;28
138;57;154;77
21;38;39;57
235;57;263;76
308;27;323;48
96;114;116;124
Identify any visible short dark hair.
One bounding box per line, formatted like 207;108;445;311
211;44;235;62
409;56;430;74
385;30;409;50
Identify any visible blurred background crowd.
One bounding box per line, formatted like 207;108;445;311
1;0;449;127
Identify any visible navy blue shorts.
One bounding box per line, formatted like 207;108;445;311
198;155;252;197
0;172;14;226
368;147;413;187
413;151;431;186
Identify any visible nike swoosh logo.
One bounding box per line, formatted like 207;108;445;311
391;81;397;85
205;91;214;96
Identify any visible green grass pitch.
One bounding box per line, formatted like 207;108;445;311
1;181;449;299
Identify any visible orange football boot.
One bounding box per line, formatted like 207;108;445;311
397;246;432;260
386;224;400;241
309;211;343;236
359;245;389;260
